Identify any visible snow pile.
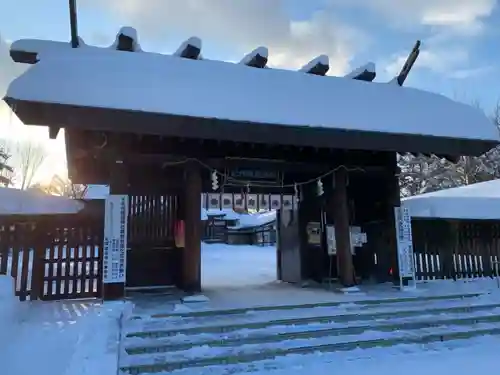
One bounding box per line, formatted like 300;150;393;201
202;242;276;289
0;276;129;375
344;62;376;78
0;276;17;323
109;26;142;52
403;179;500;220
299;55;329;73
7;42;498;141
239;46;268;65
82;184;109;199
202;208;241;221
173;36;202;58
0;187;84;215
228;210;276;230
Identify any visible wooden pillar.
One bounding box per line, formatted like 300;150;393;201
182;162;202;293
298;183;316;282
333;168;356;287
377;154;401;283
103;159;128;300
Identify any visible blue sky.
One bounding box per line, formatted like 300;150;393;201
2;0;499;106
0;0;499;181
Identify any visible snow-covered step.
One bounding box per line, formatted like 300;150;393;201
125;299;500;338
120;322;500;374
124;308;500;354
134;292;483;320
119;293;500;374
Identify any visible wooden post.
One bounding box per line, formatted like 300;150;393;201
333;168;356;286
103;160;128;300
183;162;202;293
68;0;79;48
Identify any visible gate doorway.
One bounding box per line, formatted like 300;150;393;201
125;194;180;290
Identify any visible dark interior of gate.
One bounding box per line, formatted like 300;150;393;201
65;131;406;291
5;32;499;298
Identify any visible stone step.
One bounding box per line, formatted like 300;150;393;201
131;292;483;320
124;310;500;354
125;301;500;339
120;322;500;374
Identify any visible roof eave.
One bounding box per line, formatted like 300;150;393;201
5;97;498;157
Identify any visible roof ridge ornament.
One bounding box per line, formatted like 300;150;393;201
239;47;268;68
392;40;421;86
299;55;330;76
174;37;202;60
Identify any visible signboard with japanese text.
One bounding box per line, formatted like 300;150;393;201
103;195;128;284
394;206;416;281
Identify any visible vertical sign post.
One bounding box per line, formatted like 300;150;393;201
394;206;416;290
103;195;128;298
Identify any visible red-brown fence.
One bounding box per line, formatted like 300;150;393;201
0;202;104;301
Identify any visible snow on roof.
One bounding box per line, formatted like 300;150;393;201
344;62;376;78
6;39;498;142
201;208;241;221
109;26;142;52
83;184;109;199
298;55;329;73
0;187;84;215
402;179;500;220
239;46;268;65
228;211;277;230
173;37;202;57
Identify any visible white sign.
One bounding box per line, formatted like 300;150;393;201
326;226;367;255
394;206;416;281
103;195;128;284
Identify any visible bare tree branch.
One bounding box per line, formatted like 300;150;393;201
4;140;48;190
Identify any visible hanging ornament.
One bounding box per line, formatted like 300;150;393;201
211;171;219;191
317;178;324;196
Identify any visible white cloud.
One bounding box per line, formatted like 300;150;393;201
383;48;468;76
381;46;491;81
81;0;368;74
330;0;496;35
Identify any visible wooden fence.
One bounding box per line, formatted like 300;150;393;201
0;203;104;301
411;219;500;281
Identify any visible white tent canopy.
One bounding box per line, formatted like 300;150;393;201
402;179;500;220
0;187;84;216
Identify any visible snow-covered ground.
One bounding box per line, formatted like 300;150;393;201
0;276;131;375
1;242;500;375
201;243;277;290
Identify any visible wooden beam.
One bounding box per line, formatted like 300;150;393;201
68;0;79;48
9;99;496;157
393;40;421;86
182;162;202;293
48;126;60;139
333;168;356;286
299;55;329;76
174;37;202;59
240;47;268;68
116;34;135;52
344;63;376;82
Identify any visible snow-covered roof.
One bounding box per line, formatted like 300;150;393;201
0;187;84;215
6;35;498;142
403;179;500;220
228;211;277;230
82;184;109;199
201;208;241;221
